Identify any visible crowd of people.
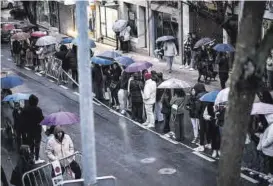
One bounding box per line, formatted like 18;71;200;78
1;90;81;185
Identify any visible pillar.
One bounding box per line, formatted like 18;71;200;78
147;1;155;56
177;1;184;65
95;2;101;41
137;5;145;48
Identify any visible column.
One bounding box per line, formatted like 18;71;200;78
94;2;101;41
137;5;145;48
177;1;184;64
147;1;155;56
183;3;190;39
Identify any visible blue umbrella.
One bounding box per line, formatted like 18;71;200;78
91;56;113;65
96;51;122;60
2;93;31;102
61;37;73;44
114;56;135;67
72;38;96;48
156;35;176;43
1;76;23;89
213;43;235;52
200;90;220;103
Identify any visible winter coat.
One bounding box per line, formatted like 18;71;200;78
55;50;69;71
216;55;229;73
65;50;77;70
120;71;130;90
12;40;22;54
129;79;144;103
161;95;171;114
143;79;157;105
20;106;44;134
186;95;199;118
193;83;207;118
46;126;75;166
92;65;103;85
170;96;186;115
257;123;273;157
163;41;177;57
266;57;273;71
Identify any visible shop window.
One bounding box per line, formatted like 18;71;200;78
49;1;59;28
100;6;118;40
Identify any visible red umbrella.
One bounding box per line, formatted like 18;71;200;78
31;31;47;38
2;24;15;31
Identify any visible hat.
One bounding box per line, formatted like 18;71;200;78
144;73;152;80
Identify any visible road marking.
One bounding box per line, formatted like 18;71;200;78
240;173;259;184
42;125;47;132
59;85;68;90
49;79;54;83
35;72;43;77
73;92;80;96
24;67;31;71
140;157;156;164
192;151;215;162
7;58;12;61
158;168;176;175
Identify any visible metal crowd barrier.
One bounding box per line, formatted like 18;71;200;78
22;151;82;186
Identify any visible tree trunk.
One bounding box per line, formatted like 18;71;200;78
22;1;37;24
218;1;267;186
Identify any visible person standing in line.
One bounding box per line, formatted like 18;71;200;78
46;126;81;179
186;88;200;144
119;69;130;115
216;52;230;89
161;89;172;134
110;63;122;109
154;72;164;125
163;40;177;73
20;94;45;164
12;40;22;66
66;45;78;88
167;89;186;141
142;73;157;128
266;49;273;90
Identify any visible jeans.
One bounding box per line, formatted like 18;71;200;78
14;53;20;65
267;70;273;90
170;114;184;141
183;51;191;66
165;56;174;71
163;114;171;133
190;118;199;138
199;119;212;146
154;101;164;122
144;104;155;126
211;123;221;150
111;88;119;106
132;102;143;123
219;72;229;89
27;132;41;160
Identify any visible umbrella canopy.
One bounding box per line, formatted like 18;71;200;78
2;23;15;31
200;90;220;103
156;35;175;43
214;87;230;106
194;37;214;49
11;32;30;41
213;43;235;52
2;93;30;102
91;56;113;65
31;31;47;38
72;38;96;48
1;76;24;89
157;78;191;89
96;51;122;60
61;37;73;44
40;111;80;126
125;61;153;73
112;19;128;32
251;102;273;115
114;56;135;67
36;36;58;46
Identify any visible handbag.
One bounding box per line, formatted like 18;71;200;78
110;81;118;89
10;166;21;185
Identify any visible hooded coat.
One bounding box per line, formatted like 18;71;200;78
46;126;74;166
193;83;207;118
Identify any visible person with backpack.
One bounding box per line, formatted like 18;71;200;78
12;40;22;66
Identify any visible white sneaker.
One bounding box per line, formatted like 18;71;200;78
195;146;205;152
121;110;126;115
35;159;45;164
142;122;149;126
189;68;194;71
146;124;155;128
217;150;221;156
116;105;120;110
191;138;197;144
164;132;172;138
185;65;190;69
212;150;217;158
205;144;212;149
179;65;184;69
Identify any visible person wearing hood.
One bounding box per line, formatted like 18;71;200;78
166;89;186;141
129;72;144;123
46;126;81;179
142;73;157;128
163;40;177;73
257;114;273;178
20;94;45;164
10;145;35;186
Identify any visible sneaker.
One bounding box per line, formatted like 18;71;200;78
191;138;197;144
205;144;212;149
163;132;171;138
179;65;184;69
121;110;126;115
142;122;149;126
185;65;190;69
146;124;155;128
35;159;45;164
189;68;194;71
116;105;120;110
212;150;217;158
195;146;205;152
217;150;221;156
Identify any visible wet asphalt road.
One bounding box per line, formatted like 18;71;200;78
0;44;258;186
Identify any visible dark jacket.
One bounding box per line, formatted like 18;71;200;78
186;95;199;118
130;79;144;103
193;83;207;118
20;106;44;134
65;50;77;70
120;71;130;90
55;50;69;71
216;55;229;73
111;67;122;82
161;94;171;114
12;40;22;54
92;65;103;84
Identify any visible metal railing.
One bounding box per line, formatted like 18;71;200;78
22;152;82;186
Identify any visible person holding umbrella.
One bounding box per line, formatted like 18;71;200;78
163;39;177;73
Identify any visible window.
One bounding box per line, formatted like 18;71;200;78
125;3;138;38
100;6;118;39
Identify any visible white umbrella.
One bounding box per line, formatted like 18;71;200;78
112;19;128;33
251;102;273;115
36;36;58;46
214;87;230;106
157;78;191;89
